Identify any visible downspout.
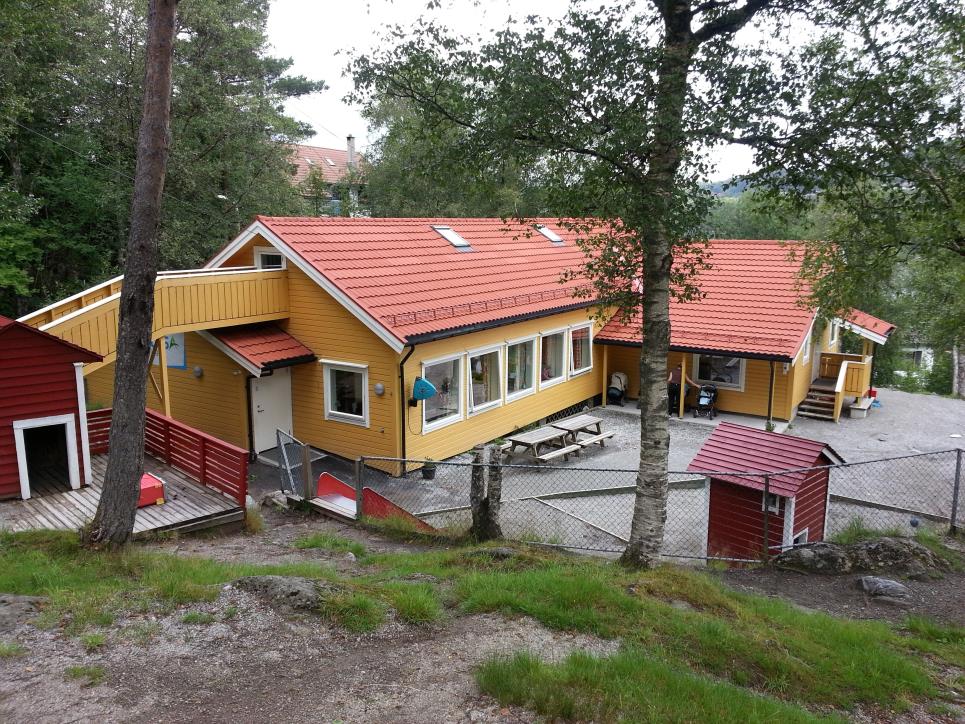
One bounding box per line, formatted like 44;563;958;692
767;361;775;424
398;344;416;476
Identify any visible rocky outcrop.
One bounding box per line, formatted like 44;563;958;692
232;575;340;612
774;537;947;578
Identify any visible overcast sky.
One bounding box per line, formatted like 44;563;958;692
265;0;754;181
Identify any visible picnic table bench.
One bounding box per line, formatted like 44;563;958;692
550;414;615;448
503;426;581;463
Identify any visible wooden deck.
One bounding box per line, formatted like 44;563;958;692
0;454;244;536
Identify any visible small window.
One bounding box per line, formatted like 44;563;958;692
829;321;839;346
305;157;315;166
423;355;463;431
801;326;812;364
540;331;566;387
323;361;368;426
325;157;336;167
694;353;745;390
468;347;502;414
793;529;809;546
569;324;592;375
535;224;564;243
255;246;286;270
506;338;536;400
431;225;471;249
762;492;781;514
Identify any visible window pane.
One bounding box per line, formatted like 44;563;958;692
697;355;741;386
541;333;564;381
470;350;500;409
331;368;363;417
425;358;461;424
259;253;283;269
507;341;534;395
570;326;591;373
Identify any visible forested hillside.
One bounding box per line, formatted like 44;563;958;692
0;0;323;317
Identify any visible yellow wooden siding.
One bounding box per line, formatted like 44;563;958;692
605;345;642;398
403;310;603;461
283;266;401;462
82;333;249;449
788;347;814;417
38;270;289;374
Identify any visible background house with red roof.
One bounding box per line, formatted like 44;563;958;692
0;315;101;499
688;422;843;559
33;217;893;475
288;138;364;216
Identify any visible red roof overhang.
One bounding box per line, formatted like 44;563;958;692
206;324;315;375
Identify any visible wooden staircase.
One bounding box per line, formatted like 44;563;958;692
797;379;837;421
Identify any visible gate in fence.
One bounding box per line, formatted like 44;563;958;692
277;428;310;498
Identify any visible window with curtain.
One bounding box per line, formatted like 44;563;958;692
469;348;501;412
506;339;535;398
423;356;462;428
540;332;565;385
570;325;592;375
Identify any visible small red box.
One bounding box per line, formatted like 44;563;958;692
138;473;166;508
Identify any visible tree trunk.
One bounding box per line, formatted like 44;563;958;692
84;0;178;548
954;342;963;399
621;1;694;568
469;446;487;540
484;446;503;540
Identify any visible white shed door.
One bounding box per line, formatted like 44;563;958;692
251;367;293;454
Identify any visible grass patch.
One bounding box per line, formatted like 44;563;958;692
181;611;216;625
244;508;265;534
65;664;106;687
381;582;443;624
830;518;905;544
477;650;835;723
319;592;386;633
125;621;161;646
223;605;239;620
913;528;964;571
0;641;26;658
293;532;366;558
360;514;465;544
80;633;106;651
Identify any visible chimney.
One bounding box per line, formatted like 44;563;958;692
346;135;356;170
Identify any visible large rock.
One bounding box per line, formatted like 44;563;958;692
0;594;45;634
233;575;339;612
775;537;947;576
858;576;911;598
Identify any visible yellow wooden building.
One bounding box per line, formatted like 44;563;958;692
19;218;894;473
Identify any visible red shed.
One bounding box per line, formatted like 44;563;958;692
0;315;101;500
687;422;843;560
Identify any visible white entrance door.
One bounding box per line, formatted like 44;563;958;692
251;367;293;454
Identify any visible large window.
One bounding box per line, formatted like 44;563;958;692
323;361;368;426
468;347;501;414
506;338;536;400
693;353;745;390
569;324;592;375
540;330;566;387
255;246;286;270
423;355;463;430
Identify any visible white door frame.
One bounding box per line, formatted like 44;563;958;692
13;413;80;500
250;368;294;454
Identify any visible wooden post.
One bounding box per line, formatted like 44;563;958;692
157;337;172;417
301;443;313;500
678;354;687;418
601;345;609;407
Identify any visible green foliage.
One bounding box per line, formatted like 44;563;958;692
181;611;216;625
64;664;106;687
0;641;26;658
830;518;906;545
0;0;323;316
293;532;366;558
380;582;443;624
319;592;386;633
80;633;106;652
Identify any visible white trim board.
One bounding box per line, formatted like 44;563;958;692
13;414;80;500
836;317;890;346
74;363;92;486
204;221;406;353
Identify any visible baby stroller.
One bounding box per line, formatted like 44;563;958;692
692;384;718;419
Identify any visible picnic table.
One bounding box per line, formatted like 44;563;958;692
550;414;615;449
503;426;581;463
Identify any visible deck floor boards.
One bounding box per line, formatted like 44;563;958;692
1;454;242;536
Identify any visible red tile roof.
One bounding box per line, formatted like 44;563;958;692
687;422;842;497
845;308;896;338
597;239;815;359
288;144;359;185
0;314;102;362
254;216;593;343
208;324;315;373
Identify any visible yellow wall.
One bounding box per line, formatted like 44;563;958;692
84;332;249;449
404;309;605;461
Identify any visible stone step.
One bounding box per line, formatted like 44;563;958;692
796;409;835;421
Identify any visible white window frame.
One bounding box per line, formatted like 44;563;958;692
828;320;839;346
505;335;538;403
467;345;503;415
322;360;369;427
793;528;809;546
538;328;568;390
13;414;81;500
254;245;287;270
800;319;815;364
422;353;465;433
569;323;594;377
692;353;746;392
762;492;781;514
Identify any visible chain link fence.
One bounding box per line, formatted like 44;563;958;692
355;448;963;563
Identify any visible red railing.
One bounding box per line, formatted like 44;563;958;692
85;407;248;506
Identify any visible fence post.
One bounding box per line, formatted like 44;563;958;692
485;446;503;539
469;445;486;540
354;458;364;518
951;449;962;536
301;443;313;500
762;474;771;563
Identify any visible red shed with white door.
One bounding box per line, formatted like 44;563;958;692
687;422;843;560
0;315;101;499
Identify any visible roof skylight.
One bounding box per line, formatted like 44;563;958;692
325;157;336;167
431;225;472;249
535;224;564;243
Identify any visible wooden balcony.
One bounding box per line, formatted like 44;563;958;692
820;352;873;421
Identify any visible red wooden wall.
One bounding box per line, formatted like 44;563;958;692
707;479;785;560
0;325;89;498
790;468;829;543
